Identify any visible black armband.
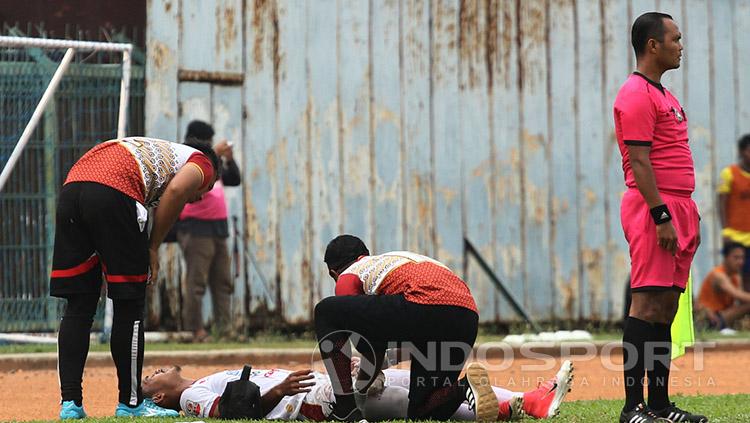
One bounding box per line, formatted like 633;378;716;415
650;204;672;225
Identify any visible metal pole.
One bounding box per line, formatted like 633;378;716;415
0;36;131;52
464;237;542;333
117;49;131;138
0;47;75;192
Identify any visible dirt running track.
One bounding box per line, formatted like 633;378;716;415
1;349;748;421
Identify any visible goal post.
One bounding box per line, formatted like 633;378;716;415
0;36;135;334
0;36;133;192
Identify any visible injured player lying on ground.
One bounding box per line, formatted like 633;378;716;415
141;357;573;421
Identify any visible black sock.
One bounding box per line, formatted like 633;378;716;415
647;322;672;411
110;297;145;407
622;316;653;412
410;383;465;420
59;294;100;406
314;299;356;413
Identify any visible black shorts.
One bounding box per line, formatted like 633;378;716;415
50;182;149;300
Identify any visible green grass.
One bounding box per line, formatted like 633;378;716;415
555;394;750;422
0;336;317;354
2;329;749;355
17;394;750;423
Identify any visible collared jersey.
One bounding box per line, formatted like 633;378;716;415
335;251;477;312
179;368;333;419
718;164;750;245
613;73;694;197
65;137;213;207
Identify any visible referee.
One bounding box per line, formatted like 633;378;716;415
613;13;707;423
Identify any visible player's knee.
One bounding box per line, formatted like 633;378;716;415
314;297;335;321
112;297;146;321
63;294;100;319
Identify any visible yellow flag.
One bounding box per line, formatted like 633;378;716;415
671;272;694;359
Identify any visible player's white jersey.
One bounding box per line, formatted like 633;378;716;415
341;251;450;294
117;137;203;206
180;368;332;419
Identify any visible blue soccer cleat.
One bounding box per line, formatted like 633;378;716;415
114;398;179;417
60;400;87;419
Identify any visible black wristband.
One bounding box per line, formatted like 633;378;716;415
650;204;672;225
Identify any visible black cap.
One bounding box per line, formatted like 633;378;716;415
324;234;369;272
185;120;215;143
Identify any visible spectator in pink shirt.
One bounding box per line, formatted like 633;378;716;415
177;120;241;342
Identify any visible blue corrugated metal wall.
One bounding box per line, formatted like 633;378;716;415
145;0;750;324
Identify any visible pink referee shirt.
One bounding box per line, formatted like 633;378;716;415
613;72;694;197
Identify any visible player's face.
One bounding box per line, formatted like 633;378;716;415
328;267;339;281
141;365;182;395
725;248;746;274
740;146;750;167
656;19;682;70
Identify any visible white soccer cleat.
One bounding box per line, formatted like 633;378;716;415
522;360;574;418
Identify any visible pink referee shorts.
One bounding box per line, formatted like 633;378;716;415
621;188;700;292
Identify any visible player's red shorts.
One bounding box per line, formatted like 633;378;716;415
621;188;700;292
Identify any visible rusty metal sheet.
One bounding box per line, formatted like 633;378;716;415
180;1;218;71
275;0;310;323
177;82;211;139
402;0;433;255
306;0;340;303
630;0;657;20
684;0;716;282
458;0;498;319
338;1;372;241
432;0;463;274
548;0;579;320
371;0;404;253
180;0;242;73
576;0;608;320
659;0;684;98
142;0;748;325
146;0;180;141
212;85;244;321
602;0;631;321
491;0;524;320
710;0;738;209
738;1;750;134
215;0;243;72
242;0;280;315
518;0;553;319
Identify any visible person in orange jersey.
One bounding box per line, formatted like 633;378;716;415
698;242;750;330
717;134;750;291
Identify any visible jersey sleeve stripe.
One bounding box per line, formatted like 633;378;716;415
623;140;653;146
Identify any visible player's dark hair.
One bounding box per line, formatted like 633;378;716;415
185;120;215;143
738;134;750;153
184;139;221;177
324;234;369;272
722;242;745;258
631;12;673;57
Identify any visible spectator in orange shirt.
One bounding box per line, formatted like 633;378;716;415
697;242;750;330
717;134;750;290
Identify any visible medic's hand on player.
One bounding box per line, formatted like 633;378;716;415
272;369;315;397
213;140;234;161
656;220;679;255
148;247;159;285
353;370;386;410
365;371;385;397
